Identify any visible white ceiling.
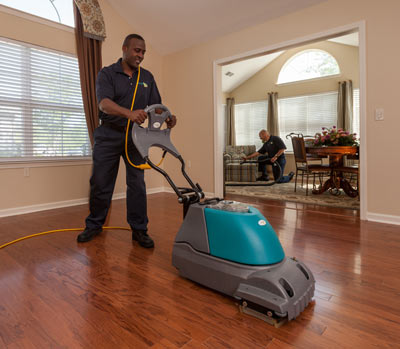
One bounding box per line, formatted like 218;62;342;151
108;0;328;55
221;32;359;93
222;51;284;93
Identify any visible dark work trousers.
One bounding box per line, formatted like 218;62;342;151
85;124;148;231
258;155;291;183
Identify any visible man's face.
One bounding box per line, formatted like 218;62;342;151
122;38;146;70
259;131;269;142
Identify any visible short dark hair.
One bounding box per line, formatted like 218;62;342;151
123;34;144;47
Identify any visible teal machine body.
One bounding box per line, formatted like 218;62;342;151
204;207;284;265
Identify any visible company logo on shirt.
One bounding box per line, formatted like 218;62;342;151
138;82;148;88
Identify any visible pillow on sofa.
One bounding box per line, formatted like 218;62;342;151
231;153;246;161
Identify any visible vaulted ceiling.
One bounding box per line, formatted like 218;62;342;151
108;0;329;55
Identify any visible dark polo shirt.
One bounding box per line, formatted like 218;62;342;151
96;58;161;127
258;135;287;159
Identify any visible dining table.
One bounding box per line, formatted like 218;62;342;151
305;145;358;197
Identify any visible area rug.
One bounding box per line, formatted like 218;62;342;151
225;182;359;210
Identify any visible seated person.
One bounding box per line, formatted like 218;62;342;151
243;129;294;183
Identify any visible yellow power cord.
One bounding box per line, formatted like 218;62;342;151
125;66;165;170
0;226;132;249
1;65;167;250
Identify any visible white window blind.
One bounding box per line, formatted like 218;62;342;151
0;38;90;161
353;89;360;138
278;92;338;151
234;101;268;150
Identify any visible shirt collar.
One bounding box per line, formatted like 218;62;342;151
113;58;139;76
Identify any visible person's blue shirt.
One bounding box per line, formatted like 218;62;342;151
258;135;287;159
96;58;161;127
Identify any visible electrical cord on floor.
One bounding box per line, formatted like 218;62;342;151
0;226;132;250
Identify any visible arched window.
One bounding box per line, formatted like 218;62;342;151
277;49;340;84
0;0;74;27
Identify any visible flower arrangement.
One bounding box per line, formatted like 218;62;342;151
314;126;358;146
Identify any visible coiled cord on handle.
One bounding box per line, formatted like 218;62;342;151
124;66;166;170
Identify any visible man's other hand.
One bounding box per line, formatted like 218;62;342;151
166;114;177;128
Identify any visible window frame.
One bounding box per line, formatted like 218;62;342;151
0;36;91;165
277;49;341;86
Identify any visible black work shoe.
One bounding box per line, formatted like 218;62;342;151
257;175;269;181
288;171;295;181
77;227;102;243
132;229;154;248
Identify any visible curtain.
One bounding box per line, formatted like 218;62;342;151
267;92;279;136
337;80;353;133
226;98;236;146
74;3;103;146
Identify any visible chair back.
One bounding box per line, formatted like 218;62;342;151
291;136;307;164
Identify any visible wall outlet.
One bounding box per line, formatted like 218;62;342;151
375;108;384;121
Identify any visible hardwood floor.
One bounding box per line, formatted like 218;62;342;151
0;193;399;348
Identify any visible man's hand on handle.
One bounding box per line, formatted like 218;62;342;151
127;109;148;124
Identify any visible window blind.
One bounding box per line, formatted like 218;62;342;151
234;101;268;150
0;37;90;162
278;92;338;151
353;89;360;138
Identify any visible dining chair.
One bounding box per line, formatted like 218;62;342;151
287;134;330;195
334;164;360;199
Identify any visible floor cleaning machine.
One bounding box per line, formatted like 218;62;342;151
133;104;315;326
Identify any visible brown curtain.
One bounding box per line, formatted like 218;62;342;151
74;3;102;146
226;98;236;146
267;92;279;136
337;80;353;133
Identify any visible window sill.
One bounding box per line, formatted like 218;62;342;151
0;158;92;169
276;74;341;87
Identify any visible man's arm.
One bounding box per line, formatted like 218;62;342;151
243;151;261;160
99;98;148;124
271;148;286;163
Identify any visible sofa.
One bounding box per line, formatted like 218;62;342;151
224;145;258;182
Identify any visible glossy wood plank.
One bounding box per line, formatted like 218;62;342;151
0;192;400;348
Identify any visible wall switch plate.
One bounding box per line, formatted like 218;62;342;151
375;108;384;121
24;167;29;177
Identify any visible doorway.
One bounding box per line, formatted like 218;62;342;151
213;22;366;218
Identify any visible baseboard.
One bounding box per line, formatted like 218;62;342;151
0;187;164;218
0;198;90;218
366;212;400;226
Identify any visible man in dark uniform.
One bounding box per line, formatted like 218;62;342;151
243;129;294;183
77;34;176;247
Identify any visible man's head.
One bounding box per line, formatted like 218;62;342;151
259;129;270;143
122;34;146;70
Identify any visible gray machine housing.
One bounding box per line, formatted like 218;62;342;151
172;202;315;321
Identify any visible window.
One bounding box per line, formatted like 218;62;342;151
277;50;340;84
0;38;90;161
353;89;360;138
0;0;74;27
234;101;268;149
278;92;338;151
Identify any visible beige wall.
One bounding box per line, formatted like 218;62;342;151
0;0;164;213
230;41;359;103
162;0;400;218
